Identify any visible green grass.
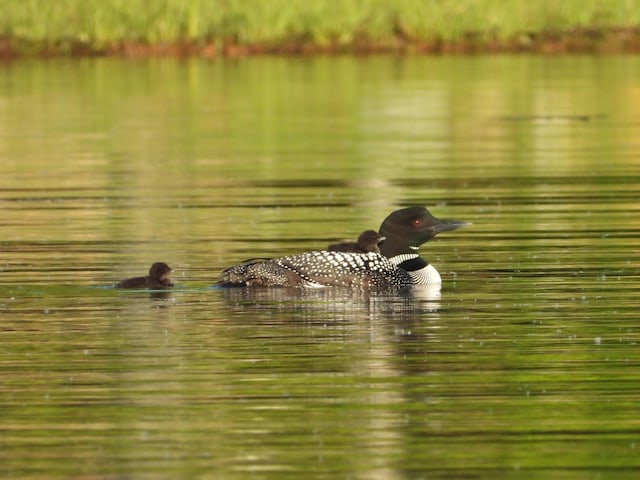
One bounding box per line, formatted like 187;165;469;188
2;0;640;55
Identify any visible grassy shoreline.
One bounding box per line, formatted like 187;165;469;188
3;0;640;57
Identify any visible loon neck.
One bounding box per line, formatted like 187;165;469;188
389;252;442;285
389;252;428;271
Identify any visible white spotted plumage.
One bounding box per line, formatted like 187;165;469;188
219;250;436;290
270;250;411;289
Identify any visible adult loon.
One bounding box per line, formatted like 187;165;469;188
328;230;385;254
115;262;174;289
216;206;468;290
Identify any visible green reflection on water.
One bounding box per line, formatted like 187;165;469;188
0;56;639;479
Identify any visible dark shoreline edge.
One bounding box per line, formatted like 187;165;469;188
3;27;640;58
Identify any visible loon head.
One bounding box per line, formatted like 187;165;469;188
357;230;386;253
378;206;469;257
149;262;173;281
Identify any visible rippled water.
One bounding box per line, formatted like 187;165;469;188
1;56;639;478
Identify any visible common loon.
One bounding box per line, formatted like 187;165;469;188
328;230;385;254
216;206;468;290
115;262;174;289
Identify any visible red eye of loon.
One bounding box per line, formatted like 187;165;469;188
412;218;422;227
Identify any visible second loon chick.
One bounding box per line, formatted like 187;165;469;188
115;262;174;289
216;206;468;290
327;230;385;254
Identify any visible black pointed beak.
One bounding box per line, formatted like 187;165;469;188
431;218;471;235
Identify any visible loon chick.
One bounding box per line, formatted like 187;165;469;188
115;262;174;289
216;206;468;290
328;230;385;254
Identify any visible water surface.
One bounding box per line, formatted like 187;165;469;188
0;55;639;479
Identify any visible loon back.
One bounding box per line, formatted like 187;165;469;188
217;251;413;290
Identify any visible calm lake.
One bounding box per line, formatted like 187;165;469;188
1;55;638;479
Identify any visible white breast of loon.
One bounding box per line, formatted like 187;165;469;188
389;253;442;285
